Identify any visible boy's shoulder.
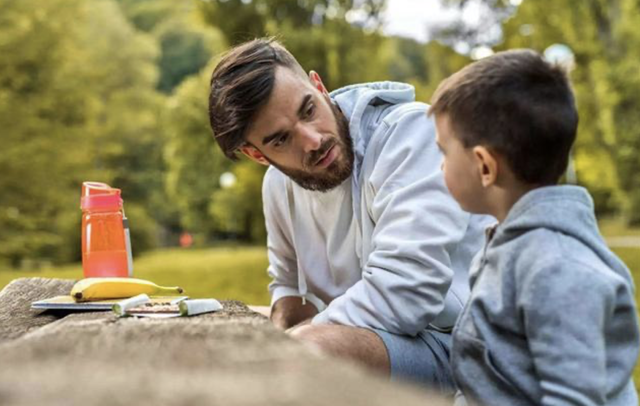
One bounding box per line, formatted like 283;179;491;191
490;185;632;290
507;227;633;297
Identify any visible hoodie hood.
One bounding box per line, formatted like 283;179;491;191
492;185;634;286
293;82;415;302
330;82;415;181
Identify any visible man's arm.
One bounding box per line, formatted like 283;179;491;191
271;296;319;330
313;105;473;335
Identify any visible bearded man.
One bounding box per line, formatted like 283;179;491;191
208;38;491;393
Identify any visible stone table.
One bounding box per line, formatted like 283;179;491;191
0;278;451;406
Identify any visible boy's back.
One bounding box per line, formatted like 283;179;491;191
451;185;639;405
428;49;640;405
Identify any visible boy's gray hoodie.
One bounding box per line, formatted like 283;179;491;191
452;186;639;406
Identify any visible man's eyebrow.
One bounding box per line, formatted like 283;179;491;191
297;94;312;118
262;130;287;146
261;94;313;146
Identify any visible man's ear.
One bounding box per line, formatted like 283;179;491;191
472;146;498;188
240;144;270;166
309;70;328;95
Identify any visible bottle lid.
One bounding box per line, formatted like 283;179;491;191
80;182;123;210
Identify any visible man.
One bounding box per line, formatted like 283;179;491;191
208;38;490;392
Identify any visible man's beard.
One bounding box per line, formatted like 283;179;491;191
266;103;355;192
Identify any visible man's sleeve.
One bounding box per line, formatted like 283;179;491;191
518;261;617;406
263;169;325;311
313;106;472;335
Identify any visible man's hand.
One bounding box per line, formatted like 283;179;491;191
271;296;318;330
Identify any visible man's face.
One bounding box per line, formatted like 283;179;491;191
242;67;354;192
434;113;486;213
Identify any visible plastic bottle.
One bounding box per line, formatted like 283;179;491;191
81;182;133;278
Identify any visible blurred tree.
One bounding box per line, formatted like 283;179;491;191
420;40;473;100
496;0;640;223
384;37;431;83
153;18;226;93
433;0;640;224
0;0;162;266
430;0;514;51
117;0;226;94
210;161;267;242
163;60;233;241
115;0;184;32
198;0;386;46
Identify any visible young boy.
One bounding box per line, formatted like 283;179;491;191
429;49;640;405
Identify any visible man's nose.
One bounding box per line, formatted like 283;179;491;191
296;124;323;153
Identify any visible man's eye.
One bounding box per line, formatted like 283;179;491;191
305;103;316;119
274;134;289;147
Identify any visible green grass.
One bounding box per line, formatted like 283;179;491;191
600;219;640;386
610;246;640;388
0;246;272;305
599;218;640;237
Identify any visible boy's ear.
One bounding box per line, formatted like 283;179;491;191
309;70;328;95
472;146;498;187
240;144;270;166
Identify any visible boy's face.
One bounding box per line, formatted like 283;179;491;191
242;66;354;192
434;114;486;213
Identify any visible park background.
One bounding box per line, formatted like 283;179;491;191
1;0;639;383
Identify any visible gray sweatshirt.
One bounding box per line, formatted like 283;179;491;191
452;186;639;406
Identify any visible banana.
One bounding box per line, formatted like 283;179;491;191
71;277;184;302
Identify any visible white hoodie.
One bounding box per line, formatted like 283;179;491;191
263;82;492;335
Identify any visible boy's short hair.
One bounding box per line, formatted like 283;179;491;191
429;49;578;185
208;38;306;160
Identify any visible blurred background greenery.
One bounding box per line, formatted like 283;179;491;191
0;0;638;293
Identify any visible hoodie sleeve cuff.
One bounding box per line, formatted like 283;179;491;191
270;287;327;313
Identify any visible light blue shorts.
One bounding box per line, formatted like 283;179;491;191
372;327;455;394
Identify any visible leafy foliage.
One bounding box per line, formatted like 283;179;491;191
436;0;640;223
0;0;162;265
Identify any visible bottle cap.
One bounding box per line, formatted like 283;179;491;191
80;182;123;210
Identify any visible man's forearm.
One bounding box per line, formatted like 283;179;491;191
270;296;319;330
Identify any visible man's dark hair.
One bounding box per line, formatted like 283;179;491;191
208;38;306;160
429;49;578;185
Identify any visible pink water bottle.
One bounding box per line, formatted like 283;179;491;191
80;182;133;278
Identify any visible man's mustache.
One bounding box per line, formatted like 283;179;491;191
304;138;337;169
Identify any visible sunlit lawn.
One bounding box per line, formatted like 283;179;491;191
1;219;639;386
0;246;272;305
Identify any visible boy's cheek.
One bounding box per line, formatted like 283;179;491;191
443;173;456;195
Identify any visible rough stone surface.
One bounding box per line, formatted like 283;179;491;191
0;277;76;343
0;278;451;406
